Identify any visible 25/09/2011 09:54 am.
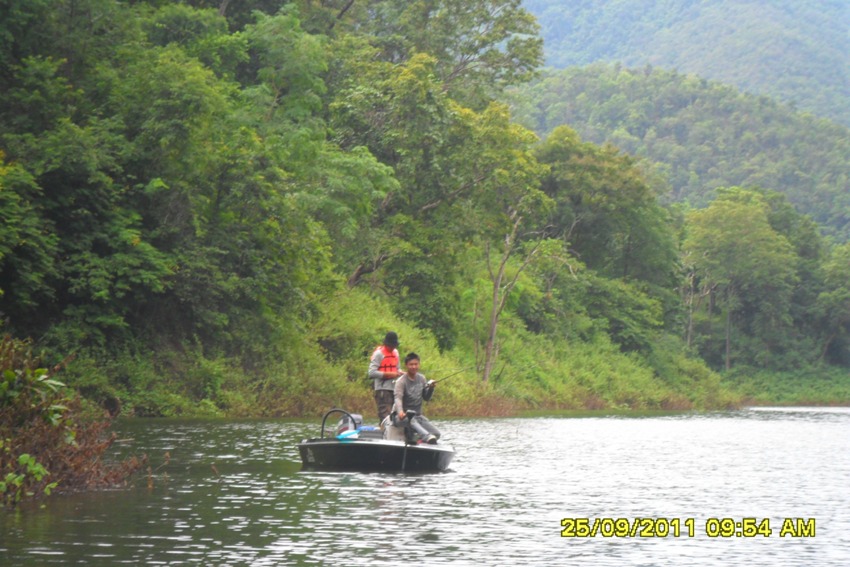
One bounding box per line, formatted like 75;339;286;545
560;517;816;538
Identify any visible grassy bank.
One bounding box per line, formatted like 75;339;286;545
55;289;850;420
723;367;850;406
60;319;742;421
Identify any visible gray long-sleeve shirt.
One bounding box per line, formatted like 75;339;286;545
392;372;433;415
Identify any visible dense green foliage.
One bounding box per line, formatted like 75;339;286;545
522;0;850;127
509;64;850;239
0;0;847;422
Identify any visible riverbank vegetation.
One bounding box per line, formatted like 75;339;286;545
2;0;850;432
0;336;145;506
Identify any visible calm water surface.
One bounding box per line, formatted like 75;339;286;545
2;407;848;566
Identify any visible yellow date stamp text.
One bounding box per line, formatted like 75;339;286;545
560;517;816;538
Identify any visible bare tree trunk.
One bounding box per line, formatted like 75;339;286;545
481;213;542;382
686;300;695;348
482;244;506;383
820;332;837;362
684;271;715;349
707;287;715;339
725;303;731;371
472;294;481;373
685;270;696;348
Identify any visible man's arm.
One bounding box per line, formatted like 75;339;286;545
368;349;401;381
367;349;383;380
392;378;405;417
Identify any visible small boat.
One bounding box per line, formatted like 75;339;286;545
298;408;454;473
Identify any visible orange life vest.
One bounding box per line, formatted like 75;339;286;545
377;345;399;373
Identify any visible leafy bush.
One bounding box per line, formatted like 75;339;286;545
0;335;146;507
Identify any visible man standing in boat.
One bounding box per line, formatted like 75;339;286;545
393;352;441;444
368;332;402;423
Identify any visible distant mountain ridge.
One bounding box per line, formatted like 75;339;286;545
509;64;850;239
522;0;850;127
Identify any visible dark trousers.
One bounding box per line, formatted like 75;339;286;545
374;389;394;423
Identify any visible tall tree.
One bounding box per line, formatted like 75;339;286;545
683;188;798;370
535;126;678;288
534;126;680;349
467;104;550;381
329;52;485;347
815;243;850;364
0;154;58;312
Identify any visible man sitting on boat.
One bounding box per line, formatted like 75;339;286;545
392;352;441;444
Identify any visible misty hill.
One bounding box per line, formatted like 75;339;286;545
523;0;850;127
509;64;850;239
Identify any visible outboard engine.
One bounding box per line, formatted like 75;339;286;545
335;413;363;435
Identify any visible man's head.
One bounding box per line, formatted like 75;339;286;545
383;331;399;348
404;352;420;375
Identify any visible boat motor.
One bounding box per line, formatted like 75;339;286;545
336;413;363;435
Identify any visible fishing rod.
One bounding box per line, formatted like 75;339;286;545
430;365;475;384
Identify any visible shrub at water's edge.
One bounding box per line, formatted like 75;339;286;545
0;336;146;507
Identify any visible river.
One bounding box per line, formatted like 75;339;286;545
2;407;848;566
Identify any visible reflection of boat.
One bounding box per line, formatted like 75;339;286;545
298;408;454;473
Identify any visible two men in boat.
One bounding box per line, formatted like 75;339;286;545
368;333;442;444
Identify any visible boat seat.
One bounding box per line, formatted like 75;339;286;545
381;415;407;441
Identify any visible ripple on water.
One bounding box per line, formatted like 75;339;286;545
0;410;847;566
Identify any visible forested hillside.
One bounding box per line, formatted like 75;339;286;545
2;0;850;420
509;64;850;240
522;0;850;127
